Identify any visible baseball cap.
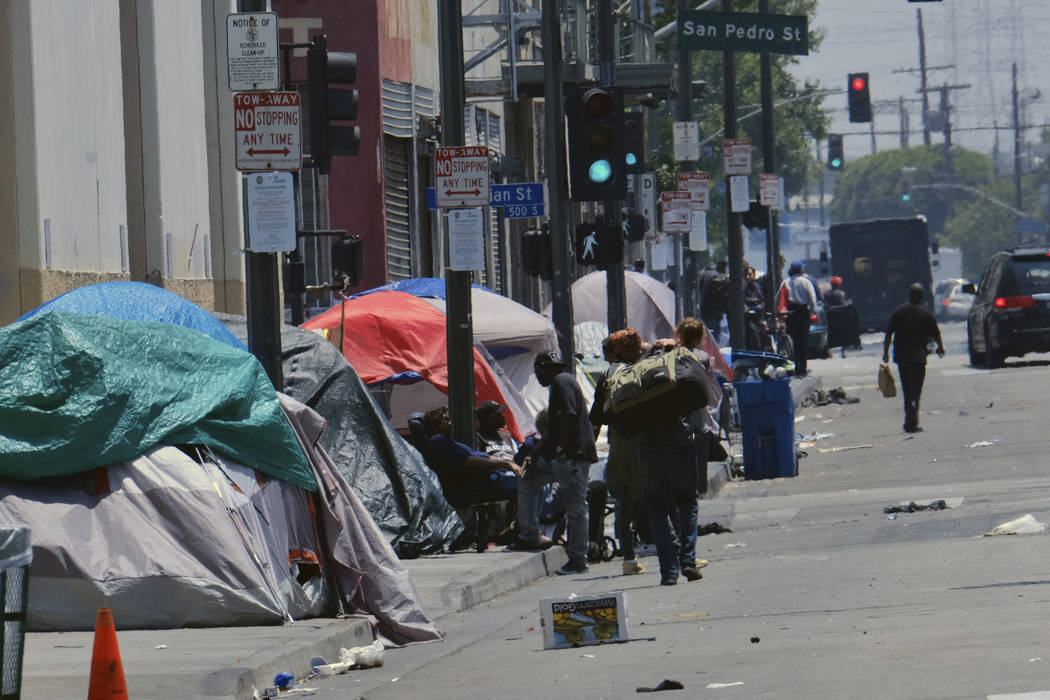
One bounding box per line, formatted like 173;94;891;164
533;351;563;369
475;400;507;419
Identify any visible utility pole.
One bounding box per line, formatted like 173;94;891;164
1012;62;1023;227
238;0;283;390
542;0;575;363
916;8;931;146
676;0;694;318
758;0;780;307
598;0;627;333
899;96;909;149
438;0;477;447
722;0;744;351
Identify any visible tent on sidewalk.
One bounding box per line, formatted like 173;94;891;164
352;279;558;415
0;313;442;643
553;270;677;343
302;291;533;439
218;314;463;555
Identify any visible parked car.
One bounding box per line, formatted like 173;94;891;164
966;248;1050;368
934;278;975;321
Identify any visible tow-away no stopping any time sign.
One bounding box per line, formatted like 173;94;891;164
434;146;490;208
234;92;302;172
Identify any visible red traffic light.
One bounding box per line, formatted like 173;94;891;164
851;76;867;92
582;88;614;118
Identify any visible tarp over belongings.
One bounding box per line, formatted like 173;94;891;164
0;315;442;643
352;278;558;419
0;312;315;490
302;291;527;441
16;280;248;352
218;314;463;555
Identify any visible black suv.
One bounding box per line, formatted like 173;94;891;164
966;248;1050;367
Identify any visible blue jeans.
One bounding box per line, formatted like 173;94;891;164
518;457;590;566
638;439;699;580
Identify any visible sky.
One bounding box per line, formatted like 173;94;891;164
787;0;1050;166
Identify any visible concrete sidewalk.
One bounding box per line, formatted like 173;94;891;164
18;374;821;700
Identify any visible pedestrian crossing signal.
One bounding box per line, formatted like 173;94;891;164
576;221;623;269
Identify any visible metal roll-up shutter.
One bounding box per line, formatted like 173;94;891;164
383;137;412;281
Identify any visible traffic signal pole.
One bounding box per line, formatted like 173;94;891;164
676;0;694;320
758;0;781;306
438;0;478;447
238;0;283;389
542;0;576;364
722;0;745;352
597;0;627;334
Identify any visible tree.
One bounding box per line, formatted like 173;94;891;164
649;0;829;256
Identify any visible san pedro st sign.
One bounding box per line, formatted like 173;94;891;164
677;10;808;55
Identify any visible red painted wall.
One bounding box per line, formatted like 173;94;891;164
275;0;388;292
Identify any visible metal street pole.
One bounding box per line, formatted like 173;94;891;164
598;0;627;333
1013;61;1023;236
676;0;695;320
758;0;780;309
438;0;477;447
916;9;931;146
542;0;575;363
722;0;744;351
238;0;282;389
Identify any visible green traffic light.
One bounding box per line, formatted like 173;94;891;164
626;153;637;166
902;193;911;202
830;157;842;169
588;159;613;184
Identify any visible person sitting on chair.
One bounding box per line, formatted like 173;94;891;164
422;406;522;506
475;400;519;462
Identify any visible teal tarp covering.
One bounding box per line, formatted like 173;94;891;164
0;313;316;490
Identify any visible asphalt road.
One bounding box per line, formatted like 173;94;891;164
303;321;1050;700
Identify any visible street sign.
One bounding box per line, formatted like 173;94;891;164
729;175;750;212
638;173;658;243
447;208;486;271
673;122;701;162
724;138;751;175
426;182;545;218
689;210;708;251
226;13;279;91
661;191;693;233
435;146;490;208
759;173;782;208
245;172;296;253
234;92;302;172
677;10;809;55
1018;218;1046;235
677;171;710;210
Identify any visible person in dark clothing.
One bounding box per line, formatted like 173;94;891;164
475;400;518;461
883;283;945;433
743;263;766;350
823;275;847;308
517;352;598;575
698;259;728;345
423;407;523;504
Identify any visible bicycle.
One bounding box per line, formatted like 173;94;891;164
745;310;794;361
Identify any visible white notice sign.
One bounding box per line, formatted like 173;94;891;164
729;175;750;212
246;172;296;253
689;210;708;251
723;138;752;175
759;173;782;207
639;173;658;242
673;122;701;162
677;171;710;210
227;13;279;91
448;208;485;271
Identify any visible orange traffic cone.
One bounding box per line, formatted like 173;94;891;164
87;606;127;700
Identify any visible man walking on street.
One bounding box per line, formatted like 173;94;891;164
778;260;818;377
883;283;944;433
517;352;598;575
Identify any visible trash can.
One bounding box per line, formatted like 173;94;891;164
0;527;31;700
734;378;797;480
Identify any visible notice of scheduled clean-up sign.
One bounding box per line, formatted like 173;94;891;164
677;10;808;55
234;92;302;172
435;146;490;208
227;13;279;91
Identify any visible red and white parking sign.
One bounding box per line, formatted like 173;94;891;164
234;92;302;172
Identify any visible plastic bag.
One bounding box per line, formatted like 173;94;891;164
877;363;897;398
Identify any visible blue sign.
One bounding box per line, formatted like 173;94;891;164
427;182;546;218
1018;218;1046;235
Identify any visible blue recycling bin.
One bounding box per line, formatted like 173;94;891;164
734;378;797;480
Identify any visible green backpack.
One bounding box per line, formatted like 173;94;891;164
602;347;710;436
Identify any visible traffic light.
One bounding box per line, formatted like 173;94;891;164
827;134;844;170
521;225;553;280
576;220;623;269
741;201;768;230
623;113;645;174
308;35;360;174
847;72;872;123
331;235;363;285
565;86;627;201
